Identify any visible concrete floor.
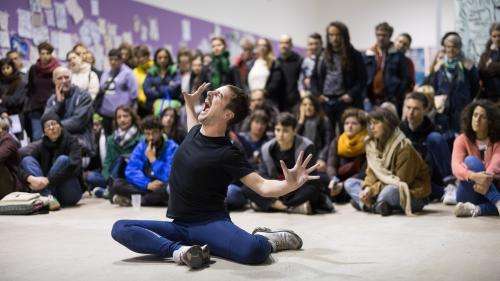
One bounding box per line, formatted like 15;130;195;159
0;196;499;281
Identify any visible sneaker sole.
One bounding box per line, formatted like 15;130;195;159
182;245;204;269
251;227;303;250
201;245;210;264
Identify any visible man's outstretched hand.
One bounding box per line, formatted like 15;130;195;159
280;151;320;190
183;82;210;106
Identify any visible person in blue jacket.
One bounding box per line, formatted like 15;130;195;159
109;115;178;206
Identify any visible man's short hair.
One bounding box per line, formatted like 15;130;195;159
6;50;20;57
134;44;150;58
142;116;162;131
399;33;412;45
276;112;297;129
309;32;322;43
375;22;394;37
405;91;428;109
225;85;249;127
108;48;121;58
250;109;270;125
38;42;54;53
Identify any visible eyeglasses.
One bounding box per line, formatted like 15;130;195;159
43;121;60;129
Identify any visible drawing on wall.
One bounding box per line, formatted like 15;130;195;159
455;0;499;62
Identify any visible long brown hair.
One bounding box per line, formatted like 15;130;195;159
324;21;353;71
113;105;141;131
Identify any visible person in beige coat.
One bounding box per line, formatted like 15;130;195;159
345;107;431;216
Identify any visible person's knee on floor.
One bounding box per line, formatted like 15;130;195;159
233;238;271;264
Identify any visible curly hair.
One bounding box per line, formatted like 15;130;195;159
460;99;500;143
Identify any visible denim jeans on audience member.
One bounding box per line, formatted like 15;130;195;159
111;215;271;264
109;178;168;206
21;155;82;206
28;110;43;141
456;156;500;216
225;184;248;210
425;132;454;199
344;178;428;213
85;171;107;189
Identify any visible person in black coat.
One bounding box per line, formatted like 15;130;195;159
274;35;303;111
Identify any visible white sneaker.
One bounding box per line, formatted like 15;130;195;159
454;202;479;217
442;184;457;205
252;227;303;252
39;195;61;211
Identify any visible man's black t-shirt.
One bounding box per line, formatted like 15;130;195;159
167;125;254;221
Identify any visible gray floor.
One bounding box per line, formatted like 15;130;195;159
0;196;499;281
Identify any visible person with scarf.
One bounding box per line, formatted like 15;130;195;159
429;32;479;140
205;37;234;90
326;108;368;202
143;48;182;115
296;95;333;175
25;42;60;141
109;116;177;207
19;113;83;209
452;100;500;217
0;58;27;139
86;105;142;197
233;36;255;91
133;45;155;116
345;107;430;216
67;50;99;100
478;22;500;103
364;22;409;114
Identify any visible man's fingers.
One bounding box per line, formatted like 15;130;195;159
296;151;304;168
280;160;289;175
306;162;320;174
301;153;313;169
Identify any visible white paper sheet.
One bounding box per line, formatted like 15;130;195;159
54;2;67;30
29;43;38;64
31;11;44;28
93;43;104;70
140;25;148;41
107;23;117;35
32;26;50;45
44;8;55;27
40;0;52;9
17;9;32;39
57;32;73;60
9;114;22;134
122;31;133;44
65;0;83;25
0;31;10;48
30;0;42;13
91;0;99;16
149;18;159;41
0;11;9;31
181;19;191;41
213;25;221;36
78;21;92;46
97;18;106;33
133;15;141;33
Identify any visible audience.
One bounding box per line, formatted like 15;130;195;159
207;37;234;89
118;42;137;69
394;33;416;92
66;50;99;100
6;50;28;77
452;100;500;217
276;35;303;111
478;23;500;103
299;33;322;96
160;107;186;145
0;58;27;136
133;45;155;116
233;36;255;91
0;118;22;198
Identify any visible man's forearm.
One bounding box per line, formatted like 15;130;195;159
185;102;199;131
256;178;298;198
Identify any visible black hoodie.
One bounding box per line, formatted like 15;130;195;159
400;116;435;156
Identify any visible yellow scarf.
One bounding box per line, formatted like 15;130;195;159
337;130;367;158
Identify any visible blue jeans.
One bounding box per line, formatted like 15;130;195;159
21;155;82;206
345;178;428;213
225;184;247;210
111;216;272;264
28;110;43;141
456;156;500;216
425;132;453;199
85;171;107;189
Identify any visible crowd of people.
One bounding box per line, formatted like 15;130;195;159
0;20;499;219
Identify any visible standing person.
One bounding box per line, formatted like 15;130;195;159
97;49;138;135
345;107;431;216
0;58;27;130
247;38;280;98
133;45;154;116
452;100;500;217
73;43;102;79
394;33;416;92
429;32;479;139
111;82;318;268
119;42;137;69
6;50;28;81
364;22;409;114
25;42;60;141
299;33;322;96
233;36;255;91
206;37;235;89
311;21;367;131
66;50;100;100
276;35;303;111
175;48;193;94
478;22;500;103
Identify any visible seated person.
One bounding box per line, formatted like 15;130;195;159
160;107;186;145
238;89;279;132
0;117;23;198
243;113;329;215
296;95;333;175
19;113;83;209
345;108;431;216
400;92;457;203
109;116;178;206
452;100;500;217
85;106;142;196
326;108;368;202
43;66;94;157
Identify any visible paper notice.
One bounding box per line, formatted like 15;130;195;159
49;30;58;46
40;0;52;9
31;12;44;28
181;19;191;41
93;43;104;70
0;31;10;48
32;26;50;45
44;8;55;27
149;18;159;41
122;31;133;44
29;43;38;64
30;0;42;13
213;25;221;36
78;21;92;46
140;25;148;41
17;9;32;39
108;23;117;35
97;18;106;33
65;0;84;25
54;2;67;30
0;11;9;31
57;32;73;60
133;15;141;33
91;0;99;16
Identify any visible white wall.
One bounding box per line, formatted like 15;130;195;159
134;0;456;49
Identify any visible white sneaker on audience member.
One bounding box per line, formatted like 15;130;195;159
443;184;457;205
252;227;303;252
39;195;60;211
112;195;131;207
454;202;480;217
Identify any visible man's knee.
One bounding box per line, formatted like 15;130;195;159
464;156;484;172
344;178;361;194
20;156;38;169
54;155;70;165
111;220;130;242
